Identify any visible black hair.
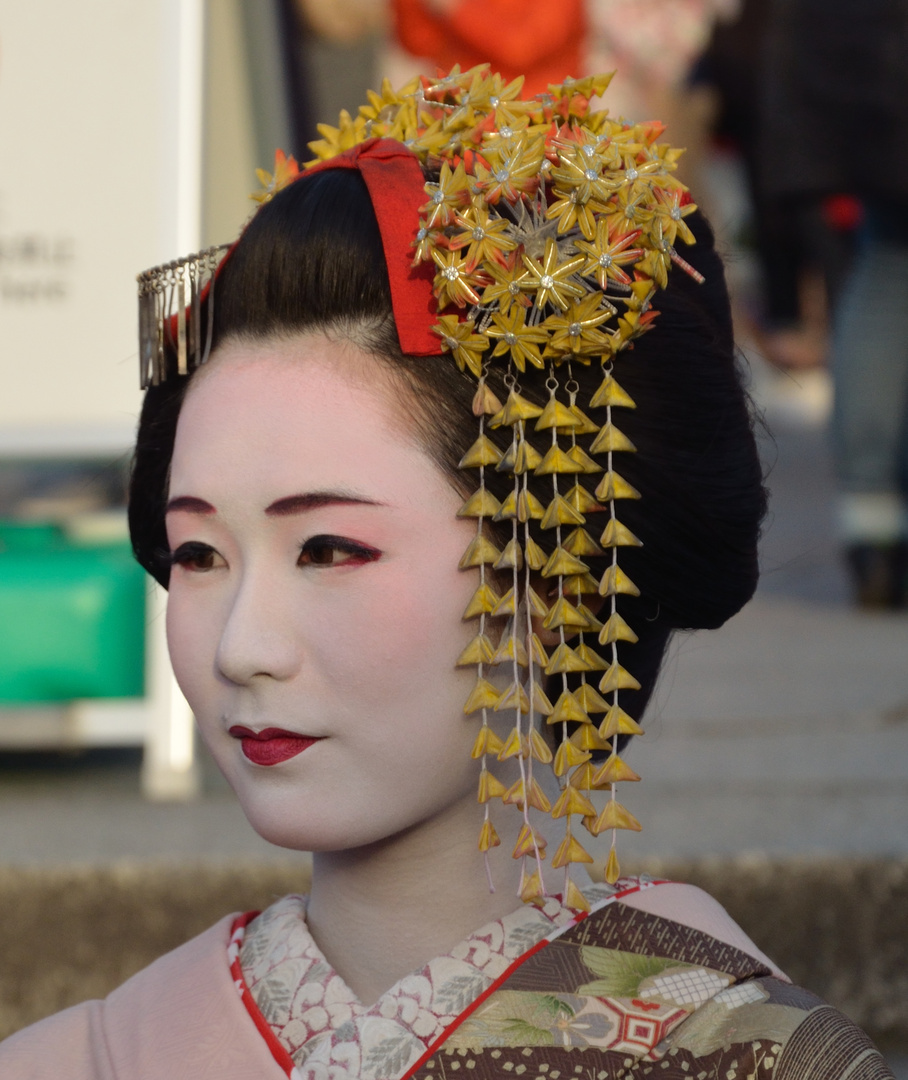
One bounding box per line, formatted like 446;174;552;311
129;167;767;727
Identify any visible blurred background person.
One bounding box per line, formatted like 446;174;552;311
813;1;908;608
295;0;585;109
693;0;908;602
389;0;585;96
758;6;863;373
756;0;865;374
692;0;861;373
587;0;736;122
297;0;732;143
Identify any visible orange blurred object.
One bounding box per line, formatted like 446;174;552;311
392;0;586;97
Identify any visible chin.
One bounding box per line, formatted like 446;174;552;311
242;808;326;852
237;795;376;853
238;788;472;856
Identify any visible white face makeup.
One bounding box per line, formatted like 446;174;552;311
165;335;484;852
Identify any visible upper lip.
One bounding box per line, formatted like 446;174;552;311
228;725;321;741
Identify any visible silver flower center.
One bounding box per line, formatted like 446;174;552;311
442;266;459;281
504;332;517;345
490;95;500;107
670;207;681;220
585;168;598;181
626;166;639;181
472;226;485;241
569;322;582;336
432;190;445;204
500;126;513;138
540;274;555;289
508;281;521;295
495;168;510;182
599;254;613;267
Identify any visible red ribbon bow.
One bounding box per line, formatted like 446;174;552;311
305;138;441;356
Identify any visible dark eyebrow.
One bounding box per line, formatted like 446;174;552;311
166;496;216;515
265;492;383;516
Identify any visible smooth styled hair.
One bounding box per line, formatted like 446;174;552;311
129;168;767;725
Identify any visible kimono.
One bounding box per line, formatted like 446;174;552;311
0;877;893;1080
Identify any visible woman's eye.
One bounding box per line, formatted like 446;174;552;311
168;542;224;572
297;536;380;568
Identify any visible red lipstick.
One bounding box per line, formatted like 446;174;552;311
228;726;322;766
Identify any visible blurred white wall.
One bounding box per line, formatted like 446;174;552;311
0;1;211;451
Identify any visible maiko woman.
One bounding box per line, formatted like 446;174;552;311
0;69;894;1080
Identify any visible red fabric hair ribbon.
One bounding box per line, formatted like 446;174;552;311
304;138;442;356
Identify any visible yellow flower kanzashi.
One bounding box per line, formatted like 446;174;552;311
421;161;471;228
602;186;655;236
298;63;696;360
486;306;549;371
307;110;369;164
252;150;301;204
550;148;621;206
431;248;483;309
575;220;644;290
148;66;711;912
480;253;531;313
293;63;705;905
450;206;519;270
432;314;488;377
476;72;533;131
543;293;614;358
651;187;698;248
358;76;422;128
473;143;544;205
521;239;586;311
546;188;605;241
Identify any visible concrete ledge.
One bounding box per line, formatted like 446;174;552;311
1;857;905;1047
0;861;309;1041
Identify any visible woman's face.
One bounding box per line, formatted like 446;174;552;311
165;334;484;852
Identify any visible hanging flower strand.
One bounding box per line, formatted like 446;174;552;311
246;63;707;906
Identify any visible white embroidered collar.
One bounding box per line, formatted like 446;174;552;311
237;880;631;1079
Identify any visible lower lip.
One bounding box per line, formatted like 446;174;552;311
230;728;321;766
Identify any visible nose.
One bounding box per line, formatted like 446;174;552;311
215;572;302;685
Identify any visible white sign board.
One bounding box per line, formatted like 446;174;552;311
0;0;203;453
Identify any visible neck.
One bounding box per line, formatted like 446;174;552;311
305;796;526;1005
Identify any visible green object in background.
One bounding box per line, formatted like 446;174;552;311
0;522;146;703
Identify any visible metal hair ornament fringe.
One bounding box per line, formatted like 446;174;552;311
135;64;704;910
137;246;230;388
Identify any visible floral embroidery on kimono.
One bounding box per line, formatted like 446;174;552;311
231;878;653;1078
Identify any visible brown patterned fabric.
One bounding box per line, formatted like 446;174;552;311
407;902;895;1080
558;902;773;980
418;1040;786;1079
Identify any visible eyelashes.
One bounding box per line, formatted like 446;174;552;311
164;541;223;572
298;535;381;568
162;535;382;573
